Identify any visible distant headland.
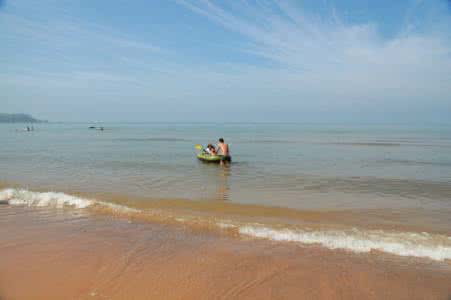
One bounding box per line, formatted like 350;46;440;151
0;113;47;123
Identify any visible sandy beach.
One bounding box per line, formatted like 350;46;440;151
3;0;451;297
1;122;451;299
1;205;450;300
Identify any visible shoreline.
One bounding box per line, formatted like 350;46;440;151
1;186;451;263
1;205;450;300
1;181;450;234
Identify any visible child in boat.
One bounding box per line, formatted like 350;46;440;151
208;144;217;155
204;144;217;155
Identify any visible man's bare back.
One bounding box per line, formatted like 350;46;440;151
217;138;231;164
218;142;228;156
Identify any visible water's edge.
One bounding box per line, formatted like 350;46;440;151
1;187;450;262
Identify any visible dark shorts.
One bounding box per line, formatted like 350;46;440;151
220;155;231;162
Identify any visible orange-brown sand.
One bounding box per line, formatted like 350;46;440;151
1;206;450;300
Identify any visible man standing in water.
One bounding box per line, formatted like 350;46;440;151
217;138;231;165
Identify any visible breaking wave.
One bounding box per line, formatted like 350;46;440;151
236;225;451;261
1;188;451;262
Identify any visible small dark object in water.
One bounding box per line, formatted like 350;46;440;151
89;126;96;129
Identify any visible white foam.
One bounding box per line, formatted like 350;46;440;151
217;222;237;229
2;188;451;261
0;188;93;208
0;188;146;216
96;201;141;214
238;225;451;261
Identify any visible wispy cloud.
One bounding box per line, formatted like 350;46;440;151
176;0;451;69
175;0;451;110
1;10;162;74
1;0;450;122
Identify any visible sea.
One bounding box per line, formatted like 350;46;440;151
1;122;451;261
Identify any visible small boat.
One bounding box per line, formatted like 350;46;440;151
89;126;104;131
196;153;231;163
197;153;222;163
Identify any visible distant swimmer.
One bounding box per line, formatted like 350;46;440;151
89;126;104;131
217;138;231;165
16;126;34;132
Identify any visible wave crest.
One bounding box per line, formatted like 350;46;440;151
0;188;93;208
238;225;451;261
1;188;451;261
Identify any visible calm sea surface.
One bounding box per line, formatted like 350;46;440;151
1;123;451;210
3;123;451;261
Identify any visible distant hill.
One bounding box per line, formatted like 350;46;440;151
0;113;47;123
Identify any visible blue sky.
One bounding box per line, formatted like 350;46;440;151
1;0;450;122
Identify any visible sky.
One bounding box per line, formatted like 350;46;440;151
1;0;451;123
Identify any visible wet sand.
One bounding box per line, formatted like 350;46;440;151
2;181;450;236
1;206;450;300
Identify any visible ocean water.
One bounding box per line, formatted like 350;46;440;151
1;123;451;260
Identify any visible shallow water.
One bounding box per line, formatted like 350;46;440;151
1;123;451;260
2;123;451;204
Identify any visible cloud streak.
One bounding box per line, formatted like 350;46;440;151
176;0;451;70
174;0;451;114
1;0;450;122
1;10;162;75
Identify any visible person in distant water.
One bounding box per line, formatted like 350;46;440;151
217;138;231;164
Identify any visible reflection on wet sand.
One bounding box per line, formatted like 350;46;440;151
1;206;450;300
197;161;231;202
216;164;231;201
